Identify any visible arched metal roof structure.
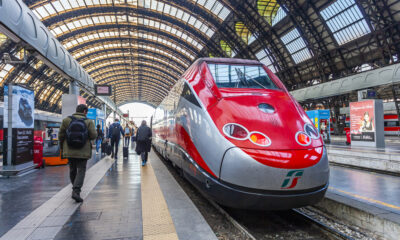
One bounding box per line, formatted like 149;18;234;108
1;0;400;112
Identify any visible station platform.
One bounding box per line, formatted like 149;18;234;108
322;165;400;239
326;137;400;175
0;146;216;240
328;165;400;215
1;144;400;239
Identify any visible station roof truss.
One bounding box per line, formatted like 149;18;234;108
0;0;398;109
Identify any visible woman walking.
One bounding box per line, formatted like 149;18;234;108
124;124;132;147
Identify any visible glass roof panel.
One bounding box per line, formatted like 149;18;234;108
35;0;218;36
257;0;286;26
235;22;256;45
64;32;195;59
0;33;8;47
75;45;189;66
321;0;371;45
0;64;14;87
220;40;232;57
255;49;277;73
50;16;204;50
281;28;313;64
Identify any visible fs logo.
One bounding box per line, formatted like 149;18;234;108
281;170;304;189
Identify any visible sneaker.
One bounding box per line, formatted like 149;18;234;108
142;161;145;166
72;192;83;203
111;153;114;158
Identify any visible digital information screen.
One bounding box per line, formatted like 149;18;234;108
95;85;112;96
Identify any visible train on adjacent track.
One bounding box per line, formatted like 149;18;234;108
152;58;329;210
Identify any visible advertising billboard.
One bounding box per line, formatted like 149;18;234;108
4;85;34;128
350;100;375;142
3;85;34;166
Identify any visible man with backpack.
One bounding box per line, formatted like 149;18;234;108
59;104;97;203
108;118;124;159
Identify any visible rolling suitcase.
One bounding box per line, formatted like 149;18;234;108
123;146;129;158
106;143;112;156
101;141;107;154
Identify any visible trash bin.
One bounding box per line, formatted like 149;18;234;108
345;130;351;145
33;136;45;168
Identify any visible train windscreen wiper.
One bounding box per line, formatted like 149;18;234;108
234;67;266;89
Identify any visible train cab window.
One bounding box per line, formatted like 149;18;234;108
181;82;201;108
208;64;279;90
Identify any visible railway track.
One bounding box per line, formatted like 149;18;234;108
157;150;371;240
205;194;356;240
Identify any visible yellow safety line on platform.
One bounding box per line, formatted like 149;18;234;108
141;163;179;240
329;186;400;211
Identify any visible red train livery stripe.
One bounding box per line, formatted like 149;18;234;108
175;124;217;178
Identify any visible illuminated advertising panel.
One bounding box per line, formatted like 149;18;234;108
350;100;375;142
3;85;34;166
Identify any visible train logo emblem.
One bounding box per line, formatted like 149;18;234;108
281;170;304;189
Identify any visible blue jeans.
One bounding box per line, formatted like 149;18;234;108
96;139;102;153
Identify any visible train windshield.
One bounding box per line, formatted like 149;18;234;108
208;64;279;90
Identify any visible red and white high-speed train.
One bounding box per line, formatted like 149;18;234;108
152;58;329;210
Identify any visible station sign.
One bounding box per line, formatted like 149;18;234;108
94;84;112;96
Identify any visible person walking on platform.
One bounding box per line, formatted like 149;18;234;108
131;123;137;148
59;104;97;203
124;124;132;147
108;118;124;159
95;124;104;155
136;120;152;166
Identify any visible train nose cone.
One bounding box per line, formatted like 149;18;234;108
258;103;275;113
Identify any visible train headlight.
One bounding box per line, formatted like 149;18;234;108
249;132;271;147
295;131;311;146
223;123;249;140
304;123;320;139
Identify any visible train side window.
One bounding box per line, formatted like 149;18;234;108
181;82;201;108
386;121;399;127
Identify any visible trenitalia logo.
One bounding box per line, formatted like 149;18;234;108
281;170;304;189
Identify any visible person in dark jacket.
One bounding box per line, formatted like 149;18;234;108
136;120;152;166
108;119;124;159
59;104;97;203
95;124;103;155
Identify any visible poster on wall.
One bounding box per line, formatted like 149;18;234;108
78;96;86;105
3;85;35;166
350;100;375;142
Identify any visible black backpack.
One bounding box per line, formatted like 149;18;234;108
66;116;88;149
111;124;120;139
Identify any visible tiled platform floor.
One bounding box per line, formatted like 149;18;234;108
0;152;103;237
55;150;142;240
329;165;400;215
0;144;216;240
